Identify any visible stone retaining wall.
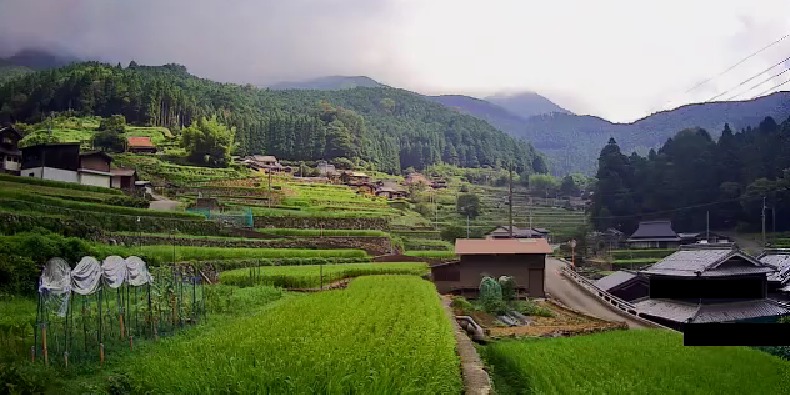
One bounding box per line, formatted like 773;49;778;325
96;234;392;256
254;216;389;230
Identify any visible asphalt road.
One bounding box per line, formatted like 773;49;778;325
544;258;650;328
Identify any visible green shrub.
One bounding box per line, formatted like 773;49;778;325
450;296;474;315
516;300;554;317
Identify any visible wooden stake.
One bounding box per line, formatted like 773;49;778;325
129;336;134;351
42;324;48;366
119;314;125;339
100;343;105;366
30;346;35;363
64;352;68;368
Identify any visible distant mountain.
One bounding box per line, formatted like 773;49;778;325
267;76;384;91
427;95;526;134
486;92;572;119
517;92;790;175
0;48;80;70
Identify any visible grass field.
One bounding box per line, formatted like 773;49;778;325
253;228;390;237
115;276;461;394
404;251;457;259
220;262;428;288
481;330;789;394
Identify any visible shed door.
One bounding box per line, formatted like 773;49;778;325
528;269;544;297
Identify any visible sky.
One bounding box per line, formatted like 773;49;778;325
1;0;790;122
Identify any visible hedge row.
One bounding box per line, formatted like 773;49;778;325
403;239;454;251
610;249;676;260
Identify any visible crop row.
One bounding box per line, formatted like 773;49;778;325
481;330;785;394
97;245;369;264
253;228;390;237
117;276;462;394
221;262;428;288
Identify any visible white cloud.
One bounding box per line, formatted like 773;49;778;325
1;0;790;122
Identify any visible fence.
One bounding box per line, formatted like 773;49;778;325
187;207;254;228
558;262;676;331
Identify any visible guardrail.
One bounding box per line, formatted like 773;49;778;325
557;260;676;331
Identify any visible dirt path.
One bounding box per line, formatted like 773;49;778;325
148;191;180;211
545;258;649;328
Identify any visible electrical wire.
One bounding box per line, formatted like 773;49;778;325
723;67;790;101
705;54;790;102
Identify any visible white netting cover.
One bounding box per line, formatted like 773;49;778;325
102;256;128;288
39;257;72;317
126;256;153;286
71;257;102;295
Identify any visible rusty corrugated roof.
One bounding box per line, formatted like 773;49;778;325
455;238;552;255
127;136;155;148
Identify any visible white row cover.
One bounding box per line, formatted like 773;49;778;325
38;256;153;317
39;256;153;297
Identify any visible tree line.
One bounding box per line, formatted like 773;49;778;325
0;62;543;174
591;116;790;235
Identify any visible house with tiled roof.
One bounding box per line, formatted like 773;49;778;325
626;220;681;248
126;136;157;153
758;249;790;298
631;244;790;330
593;270;648;302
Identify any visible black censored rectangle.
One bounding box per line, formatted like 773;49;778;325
684;323;790;346
650;278;764;299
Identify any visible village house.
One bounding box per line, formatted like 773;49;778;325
242;155;290;173
316;160;339;177
430;238;552;298
593;271;649;302
486;226;547;240
0;126;22;175
126;136;157;154
631;245;790;331
626;220;682;249
374;180;407;199
431;177;448;189
21;143;143;190
340;171;371;187
758;249;790;299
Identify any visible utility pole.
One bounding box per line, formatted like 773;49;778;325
509;163;513;238
466;214;470;239
772;206;776;244
706;211;710;242
762;197;767;247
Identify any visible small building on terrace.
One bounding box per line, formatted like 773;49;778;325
0;126;22;175
626;220;681;249
632;245;790;331
126;136;157;154
430;238;552;298
486;226;545;240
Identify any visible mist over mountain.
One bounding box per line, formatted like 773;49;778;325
267;76;384;91
485;92;572;119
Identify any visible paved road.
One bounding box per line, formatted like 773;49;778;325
545;258;649;328
148;191;180;212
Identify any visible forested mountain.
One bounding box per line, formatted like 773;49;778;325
485;91;571;119
591;116;790;235
445;92;790;175
268;76;384;90
0;48;80;70
0;62;542;174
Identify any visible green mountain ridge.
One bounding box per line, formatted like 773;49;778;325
0;62;543;174
267;76;384;90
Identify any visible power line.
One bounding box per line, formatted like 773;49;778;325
684;33;790;94
723;66;790;101
748;77;790;99
705;54;790;102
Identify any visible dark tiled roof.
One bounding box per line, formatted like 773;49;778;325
127;136;155;148
759;253;790;283
640;249;773;277
634;298;790;323
628;220;679;240
488;226;543;238
693;300;790;323
594;271;637;291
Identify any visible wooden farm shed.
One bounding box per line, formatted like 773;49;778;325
430;238;552;298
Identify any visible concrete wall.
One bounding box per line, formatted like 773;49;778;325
21;167;79;183
79;172;111;188
3;157;20;172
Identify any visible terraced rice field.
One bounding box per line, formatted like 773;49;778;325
119;276;462;394
481;329;788;395
220;263;428;288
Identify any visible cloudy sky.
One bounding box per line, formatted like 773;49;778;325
1;0;790;122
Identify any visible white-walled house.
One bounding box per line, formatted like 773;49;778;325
20;144;114;188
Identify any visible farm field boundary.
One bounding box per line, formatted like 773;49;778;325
441;296;492;395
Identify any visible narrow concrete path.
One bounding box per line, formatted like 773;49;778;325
148;191;180;212
545;258;649;328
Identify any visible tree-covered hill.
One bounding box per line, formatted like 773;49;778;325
485;91;571;119
0;62;543;174
267;76;384;90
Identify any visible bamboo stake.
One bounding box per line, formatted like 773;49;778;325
129;335;134;351
30;346;35;363
100;343;105;366
120;314;125;340
42;323;48;366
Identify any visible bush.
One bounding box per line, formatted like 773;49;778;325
480;276;503;314
450;296;474;315
516;300;554;317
